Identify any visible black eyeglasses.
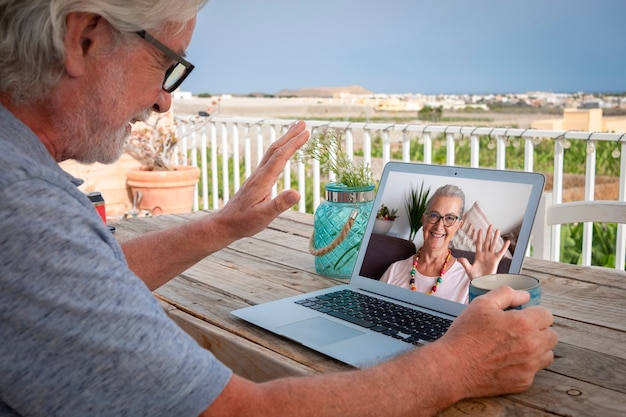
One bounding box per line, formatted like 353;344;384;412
424;211;462;227
136;30;195;93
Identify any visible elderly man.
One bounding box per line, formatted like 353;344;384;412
0;1;557;416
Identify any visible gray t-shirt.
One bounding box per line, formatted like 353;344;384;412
0;104;232;416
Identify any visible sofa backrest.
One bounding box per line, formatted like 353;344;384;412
359;233;512;280
359;234;416;280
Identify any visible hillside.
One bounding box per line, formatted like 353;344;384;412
275;85;373;98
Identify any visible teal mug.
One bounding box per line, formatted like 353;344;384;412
469;274;541;309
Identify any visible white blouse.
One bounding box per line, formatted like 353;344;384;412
379;255;470;304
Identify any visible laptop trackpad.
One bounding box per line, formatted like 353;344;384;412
277;317;364;347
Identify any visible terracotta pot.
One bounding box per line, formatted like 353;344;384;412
126;166;200;214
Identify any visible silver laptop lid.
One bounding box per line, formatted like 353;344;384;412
349;162;545;316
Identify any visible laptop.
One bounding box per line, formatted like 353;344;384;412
232;162;545;368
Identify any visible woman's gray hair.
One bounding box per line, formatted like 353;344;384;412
425;184;466;216
0;0;208;105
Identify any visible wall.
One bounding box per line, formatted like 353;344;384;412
532;108;626;132
531;118;563;130
59;154;142;220
603;117;626;133
562;108;603;131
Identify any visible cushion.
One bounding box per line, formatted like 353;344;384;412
502;224;522;254
450;248;512;274
450;201;513;259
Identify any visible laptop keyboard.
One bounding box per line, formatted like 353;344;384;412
295;289;452;345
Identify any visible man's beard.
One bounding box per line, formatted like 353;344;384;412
56;63;151;164
78;120;129;164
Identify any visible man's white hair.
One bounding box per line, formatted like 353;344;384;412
0;0;208;105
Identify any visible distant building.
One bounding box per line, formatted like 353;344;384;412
172;90;193;100
531;108;626;132
580;100;602;109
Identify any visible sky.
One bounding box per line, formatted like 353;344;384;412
184;0;626;96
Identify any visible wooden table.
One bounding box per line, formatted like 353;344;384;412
114;210;626;417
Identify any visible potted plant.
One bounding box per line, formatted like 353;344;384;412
373;203;398;234
296;129;374;278
124;110;211;214
405;182;431;242
296;128;373;188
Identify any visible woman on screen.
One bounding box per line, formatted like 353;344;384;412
380;184;510;304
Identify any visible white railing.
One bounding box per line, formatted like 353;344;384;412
177;116;626;270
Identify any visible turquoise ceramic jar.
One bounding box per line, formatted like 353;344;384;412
312;183;375;278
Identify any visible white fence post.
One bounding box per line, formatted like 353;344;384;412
531;192;553;260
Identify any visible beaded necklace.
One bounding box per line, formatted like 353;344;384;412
409;248;451;294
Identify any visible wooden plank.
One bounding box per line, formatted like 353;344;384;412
156;298;177;314
506;369;626;417
155;266;326;339
274;209;315;227
523;257;626;290
540;276;625;331
266;211;316;237
159;265;626;385
186;248;338;296
156;272;626;391
438;396;554;417
166;309;317;382
554;316;626;359
163;288;625;417
164;298;626;417
153;279;348;375
226;233;315;272
521;258;626;332
251;227;312;254
113;212;193;241
550;342;626;393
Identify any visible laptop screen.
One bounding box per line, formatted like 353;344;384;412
352;162;545;309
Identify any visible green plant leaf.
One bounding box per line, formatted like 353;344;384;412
296;129;373;188
405;182;431;242
333;241;362;270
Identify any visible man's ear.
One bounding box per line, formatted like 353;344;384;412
64;13;108;77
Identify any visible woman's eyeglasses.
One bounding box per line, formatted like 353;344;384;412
424;211;461;227
136;30;195;93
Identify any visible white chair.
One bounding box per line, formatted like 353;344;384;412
531;192;626;270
